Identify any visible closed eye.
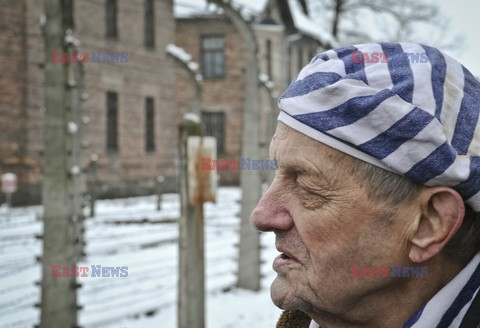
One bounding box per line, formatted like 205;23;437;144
280;165;305;180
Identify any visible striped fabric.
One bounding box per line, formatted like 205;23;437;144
278;42;480;212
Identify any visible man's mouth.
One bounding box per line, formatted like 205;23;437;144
273;248;301;270
280;253;290;260
276;245;299;261
279;252;298;261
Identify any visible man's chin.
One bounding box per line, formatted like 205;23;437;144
270;276;298;309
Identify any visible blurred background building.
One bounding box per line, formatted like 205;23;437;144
0;0;334;205
1;0;178;205
1;0;479;327
175;0;334;184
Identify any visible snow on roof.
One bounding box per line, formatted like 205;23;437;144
174;0;210;18
174;0;268;19
287;0;338;47
174;0;337;47
230;0;269;15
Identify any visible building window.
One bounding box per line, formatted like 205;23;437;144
202;111;225;154
106;0;117;38
201;35;225;79
145;97;155;152
64;0;75;28
144;0;155;48
106;92;118;152
266;39;272;78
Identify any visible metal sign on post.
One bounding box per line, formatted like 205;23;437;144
1;173;18;193
187;136;217;205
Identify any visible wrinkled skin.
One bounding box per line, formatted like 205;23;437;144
251;122;463;327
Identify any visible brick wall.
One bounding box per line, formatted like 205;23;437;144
174;15;321;186
0;0;31;204
1;0;178;205
175;17;245;185
74;0;179;198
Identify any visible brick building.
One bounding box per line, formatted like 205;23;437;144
0;0;336;205
0;0;178;205
174;0;336;184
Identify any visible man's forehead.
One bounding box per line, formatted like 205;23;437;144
272;122;315;149
271;122;351;169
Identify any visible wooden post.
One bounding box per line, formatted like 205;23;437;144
5;192;11;220
168;44;208;328
178;116;205;328
68;32;86;262
40;0;78;326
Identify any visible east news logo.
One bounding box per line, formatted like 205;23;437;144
52;265;128;277
351;51;429;64
351;265;428;277
51;51;129;64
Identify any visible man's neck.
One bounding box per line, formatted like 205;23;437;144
309;258;466;328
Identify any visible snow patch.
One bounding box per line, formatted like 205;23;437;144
183;112;201;123
174;0;268;19
0;187;282;327
166;44;202;77
65;29;80;47
166;44;192;63
259;74;274;90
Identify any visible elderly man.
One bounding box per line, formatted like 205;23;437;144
251;43;480;328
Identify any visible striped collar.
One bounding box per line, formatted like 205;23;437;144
309;253;480;328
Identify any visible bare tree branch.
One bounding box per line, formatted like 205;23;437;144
309;0;460;50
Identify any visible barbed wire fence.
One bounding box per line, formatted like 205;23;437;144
0;188;272;328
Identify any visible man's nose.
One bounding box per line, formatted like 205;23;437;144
250;180;294;232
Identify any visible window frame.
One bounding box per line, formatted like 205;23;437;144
106;91;119;153
201;111;226;155
145;97;155;153
106;0;118;39
144;0;155;48
200;35;226;80
266;39;272;78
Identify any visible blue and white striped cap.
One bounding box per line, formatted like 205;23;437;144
278;42;480;212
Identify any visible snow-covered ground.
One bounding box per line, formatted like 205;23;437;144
0;187;282;328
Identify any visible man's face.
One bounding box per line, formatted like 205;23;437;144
251;123;415;317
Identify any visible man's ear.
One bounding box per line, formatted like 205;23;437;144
409;187;465;263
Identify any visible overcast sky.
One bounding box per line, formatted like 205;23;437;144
176;0;479;77
436;0;480;77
